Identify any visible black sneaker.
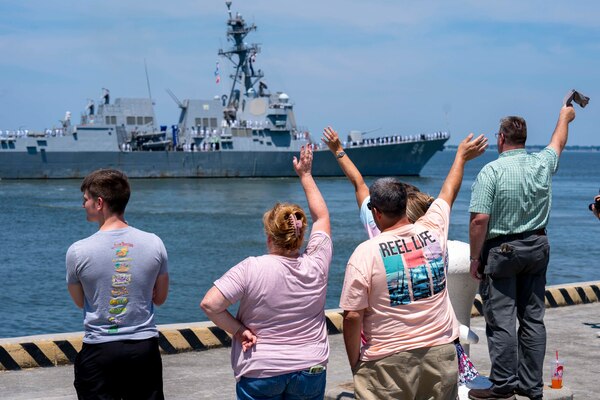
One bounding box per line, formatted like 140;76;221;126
468;388;516;400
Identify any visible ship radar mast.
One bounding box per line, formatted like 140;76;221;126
219;1;264;122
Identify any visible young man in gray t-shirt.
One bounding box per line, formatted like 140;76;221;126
66;169;169;399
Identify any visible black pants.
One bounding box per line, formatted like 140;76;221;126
479;234;549;398
74;337;164;400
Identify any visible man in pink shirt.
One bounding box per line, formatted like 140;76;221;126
340;134;487;399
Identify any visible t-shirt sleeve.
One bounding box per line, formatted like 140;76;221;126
469;166;496;214
214;258;251;305
304;231;333;276
65;244;80;285
339;252;370;311
359;196;380;239
155;235;169;276
417;198;450;236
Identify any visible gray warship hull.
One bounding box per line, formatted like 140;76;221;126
1;2;449;180
0;138;446;179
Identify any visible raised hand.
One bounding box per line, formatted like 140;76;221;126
560;104;576;124
321;126;343;154
293;144;314;177
457;133;488;162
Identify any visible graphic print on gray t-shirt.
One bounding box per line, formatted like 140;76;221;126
66;226;168;343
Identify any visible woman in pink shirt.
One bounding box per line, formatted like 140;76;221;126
201;145;332;400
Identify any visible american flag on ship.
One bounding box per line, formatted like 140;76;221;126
215;62;221;84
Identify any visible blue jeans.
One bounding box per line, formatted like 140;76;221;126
236;369;326;400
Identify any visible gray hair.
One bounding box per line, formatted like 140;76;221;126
369;177;408;219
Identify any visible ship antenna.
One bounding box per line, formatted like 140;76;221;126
226;1;232;19
144;58;153;100
166;88;184;108
218;2;261;113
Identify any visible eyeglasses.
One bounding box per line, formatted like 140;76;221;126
494;132;502;138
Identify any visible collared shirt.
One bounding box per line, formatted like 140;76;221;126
469;147;559;240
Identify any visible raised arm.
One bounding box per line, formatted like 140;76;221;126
322;126;370;209
548;105;576;157
438;133;488;207
293;144;330;236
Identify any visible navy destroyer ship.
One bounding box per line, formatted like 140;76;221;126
0;2;448;179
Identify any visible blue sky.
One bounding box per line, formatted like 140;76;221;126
0;1;598;145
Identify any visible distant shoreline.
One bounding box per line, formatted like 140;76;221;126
444;144;600;152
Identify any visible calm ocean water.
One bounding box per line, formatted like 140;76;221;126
1;150;598;338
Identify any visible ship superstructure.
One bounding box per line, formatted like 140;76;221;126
0;2;448;179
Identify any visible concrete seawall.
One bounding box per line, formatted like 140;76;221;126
1;281;598;371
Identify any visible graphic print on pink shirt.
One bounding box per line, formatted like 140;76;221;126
380;230;446;306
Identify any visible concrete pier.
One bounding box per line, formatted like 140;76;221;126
0;283;598;399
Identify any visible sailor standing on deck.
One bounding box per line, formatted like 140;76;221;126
86;99;95;116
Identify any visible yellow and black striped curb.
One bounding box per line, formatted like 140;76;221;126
471;281;600;317
1;281;597;372
0;312;344;372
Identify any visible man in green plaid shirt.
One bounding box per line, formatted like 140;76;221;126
467;105;576;400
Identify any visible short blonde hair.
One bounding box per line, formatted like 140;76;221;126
263;203;307;251
406;191;434;223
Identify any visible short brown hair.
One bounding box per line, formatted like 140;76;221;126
80;169;130;214
499;116;527;145
263;203;307;252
